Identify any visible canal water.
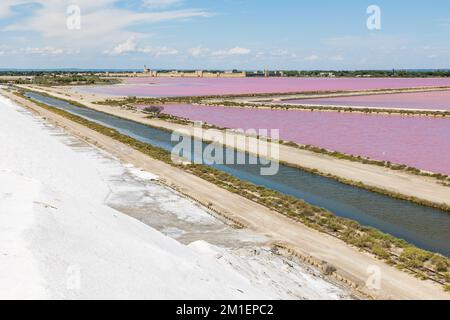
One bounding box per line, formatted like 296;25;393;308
25;92;450;256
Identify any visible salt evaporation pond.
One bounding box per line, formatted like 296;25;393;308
282;90;450;111
160;104;450;175
77;77;450;97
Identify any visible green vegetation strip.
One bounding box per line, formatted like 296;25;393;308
1;75;120;86
15;91;450;290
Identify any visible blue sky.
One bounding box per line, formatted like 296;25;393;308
0;0;449;70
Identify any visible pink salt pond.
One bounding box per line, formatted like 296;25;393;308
282;90;450;111
77;77;450;97
158;104;450;175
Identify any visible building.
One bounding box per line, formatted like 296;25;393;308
99;67;279;78
318;72;336;78
142;68;248;78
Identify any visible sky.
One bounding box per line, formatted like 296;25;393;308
0;0;449;70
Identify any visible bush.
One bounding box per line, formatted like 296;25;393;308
400;247;433;264
431;255;449;272
372;244;390;260
142;106;164;117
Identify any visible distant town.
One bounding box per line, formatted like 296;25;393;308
96;66;450;79
2;68;450;87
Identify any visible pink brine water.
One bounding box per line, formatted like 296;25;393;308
78;77;450;97
159;104;450;175
283;90;450;111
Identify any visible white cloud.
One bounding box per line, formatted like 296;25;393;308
188;46;209;57
228;47;251;55
255;51;265;58
269;49;288;57
324;34;410;53
105;37;178;57
142;0;183;9
0;0;28;19
21;46;80;56
188;46;252;58
1;0;211;50
106;37;138;55
304;55;319;61
271;49;297;59
329;55;344;61
211;47;251;57
140;46;179;57
0;1;13;19
0;45;78;56
248;49;299;61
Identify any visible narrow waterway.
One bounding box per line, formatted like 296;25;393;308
25;92;450;256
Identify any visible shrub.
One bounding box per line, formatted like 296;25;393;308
372;244;391;260
142;106;164;117
431;255;449;272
